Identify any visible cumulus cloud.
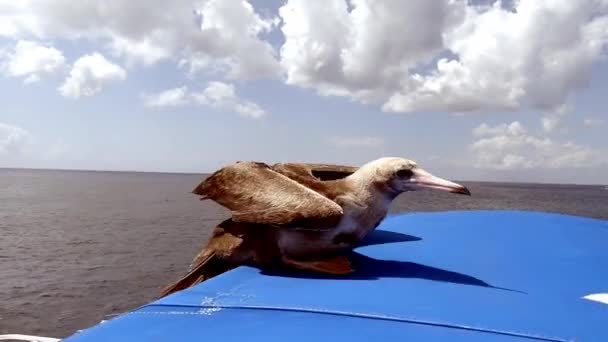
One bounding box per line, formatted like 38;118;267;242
279;0;608;113
385;1;608;112
470;121;605;170
411;1;608;113
143;87;189;108
540;105;569;132
541;116;561;133
473;121;527;137
144;82;267;118
279;0;463;104
0;2;37;37
330;136;385;148
189;0;280;79
192;81;267;119
0;122;31;155
0;40;66;83
0;0;280;80
2;0;607;116
59;53;126;98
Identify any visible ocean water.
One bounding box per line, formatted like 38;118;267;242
1;168;607;338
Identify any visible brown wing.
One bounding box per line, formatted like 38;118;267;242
193;162;344;230
271;163;358;200
272;163;358;181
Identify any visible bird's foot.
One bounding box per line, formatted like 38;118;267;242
281;255;354;275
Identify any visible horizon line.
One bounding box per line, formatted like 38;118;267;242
1;166;606;187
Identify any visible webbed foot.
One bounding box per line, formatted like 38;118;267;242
281;255;354;275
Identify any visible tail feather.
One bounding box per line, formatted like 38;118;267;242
159;251;231;298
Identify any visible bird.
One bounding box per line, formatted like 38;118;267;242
160;157;470;297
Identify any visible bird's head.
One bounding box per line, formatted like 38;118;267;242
355;157;471;197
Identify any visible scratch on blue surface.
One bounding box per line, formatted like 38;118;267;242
132;304;570;342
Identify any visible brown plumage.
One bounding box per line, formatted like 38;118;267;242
161;162;357;297
160;158;470;297
192;161;353;229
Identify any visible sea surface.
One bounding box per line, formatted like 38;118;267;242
1;168;607;338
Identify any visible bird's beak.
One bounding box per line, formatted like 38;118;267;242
409;168;471;195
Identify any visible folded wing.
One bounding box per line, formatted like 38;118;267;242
193;162;346;230
272;163;358;181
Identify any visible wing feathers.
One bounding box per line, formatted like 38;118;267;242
193;162;344;229
272;163;358;181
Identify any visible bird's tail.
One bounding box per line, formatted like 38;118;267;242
159;250;232;298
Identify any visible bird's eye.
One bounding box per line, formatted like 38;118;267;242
396;169;413;178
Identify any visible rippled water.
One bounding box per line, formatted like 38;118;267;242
1;169;607;337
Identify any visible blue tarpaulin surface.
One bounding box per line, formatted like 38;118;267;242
63;210;608;341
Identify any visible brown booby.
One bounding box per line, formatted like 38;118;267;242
160;157;470;296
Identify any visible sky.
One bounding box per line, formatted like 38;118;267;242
0;0;607;184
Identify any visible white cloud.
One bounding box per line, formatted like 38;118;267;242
2;0;607;117
541;116;561;133
279;0;608;113
107;35;172;67
279;0;463;104
1;40;65;83
470;121;605;170
144;82;268;118
192;81;267;119
0;2;38;37
0;122;31;155
143;87;189;108
473;121;527;137
59;53;126;98
540;104;569;133
191;0;280;80
330;136;385;148
1;0;280;80
385;1;608;113
584;117;606;126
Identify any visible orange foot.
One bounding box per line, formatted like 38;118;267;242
281;255;354;275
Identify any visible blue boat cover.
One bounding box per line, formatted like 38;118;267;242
63;210;608;341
